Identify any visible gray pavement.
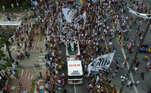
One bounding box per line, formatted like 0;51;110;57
8;38;47;92
108;15;151;93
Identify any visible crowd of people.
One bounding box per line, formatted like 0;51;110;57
28;0;151;93
35;0;132;93
1;0;151;93
0;60;19;93
129;0;151;14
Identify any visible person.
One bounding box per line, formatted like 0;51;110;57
23;88;28;93
3;84;8;93
40;48;43;53
135;80;140;87
147;88;151;93
25;51;30;58
64;88;67;93
140;72;145;80
144;55;149;61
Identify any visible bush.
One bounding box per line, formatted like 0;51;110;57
30;80;36;93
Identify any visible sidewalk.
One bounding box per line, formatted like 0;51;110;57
0;11;30;21
34;79;46;93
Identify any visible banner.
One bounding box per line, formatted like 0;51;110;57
62;8;77;23
88;52;115;75
128;7;151;19
82;11;87;24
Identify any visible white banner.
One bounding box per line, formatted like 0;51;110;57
88;52;115;75
62;8;77;23
128;7;151;19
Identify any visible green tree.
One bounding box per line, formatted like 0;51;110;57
0;41;5;60
0;0;31;10
0;32;13;61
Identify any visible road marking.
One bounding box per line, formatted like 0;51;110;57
31;75;33;80
39;56;45;58
74;84;77;93
10;86;16;90
120;43;139;93
38;59;43;62
39;63;45;65
28;72;31;80
121;47;130;69
130;72;139;93
21;69;24;78
25;71;28;80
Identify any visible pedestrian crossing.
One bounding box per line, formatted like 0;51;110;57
20;69;33;80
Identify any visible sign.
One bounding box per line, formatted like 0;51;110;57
69;64;80;67
88;52;115;75
82;12;87;24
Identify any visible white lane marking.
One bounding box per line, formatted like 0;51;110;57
74;84;77;93
28;72;31;80
21;69;24;78
121;47;130;69
117;40;139;93
39;56;45;58
130;72;139;93
38;59;43;62
25;71;28;80
39;63;45;65
31;75;33;80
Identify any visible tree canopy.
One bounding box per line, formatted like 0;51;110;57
0;0;31;9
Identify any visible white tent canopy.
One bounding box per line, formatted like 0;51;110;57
0;21;22;26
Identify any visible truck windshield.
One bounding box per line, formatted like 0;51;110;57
68;76;83;79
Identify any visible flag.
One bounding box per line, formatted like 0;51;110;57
88;52;115;76
80;0;83;4
78;0;83;5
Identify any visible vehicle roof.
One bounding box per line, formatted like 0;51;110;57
66;40;80;57
67;60;83;76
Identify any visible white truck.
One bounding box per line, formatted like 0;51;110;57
67;60;83;84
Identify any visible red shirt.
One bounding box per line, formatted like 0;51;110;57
46;74;49;79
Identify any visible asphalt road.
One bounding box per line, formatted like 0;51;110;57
107;12;151;93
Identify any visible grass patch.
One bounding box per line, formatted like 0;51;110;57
30;80;36;93
40;33;43;41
